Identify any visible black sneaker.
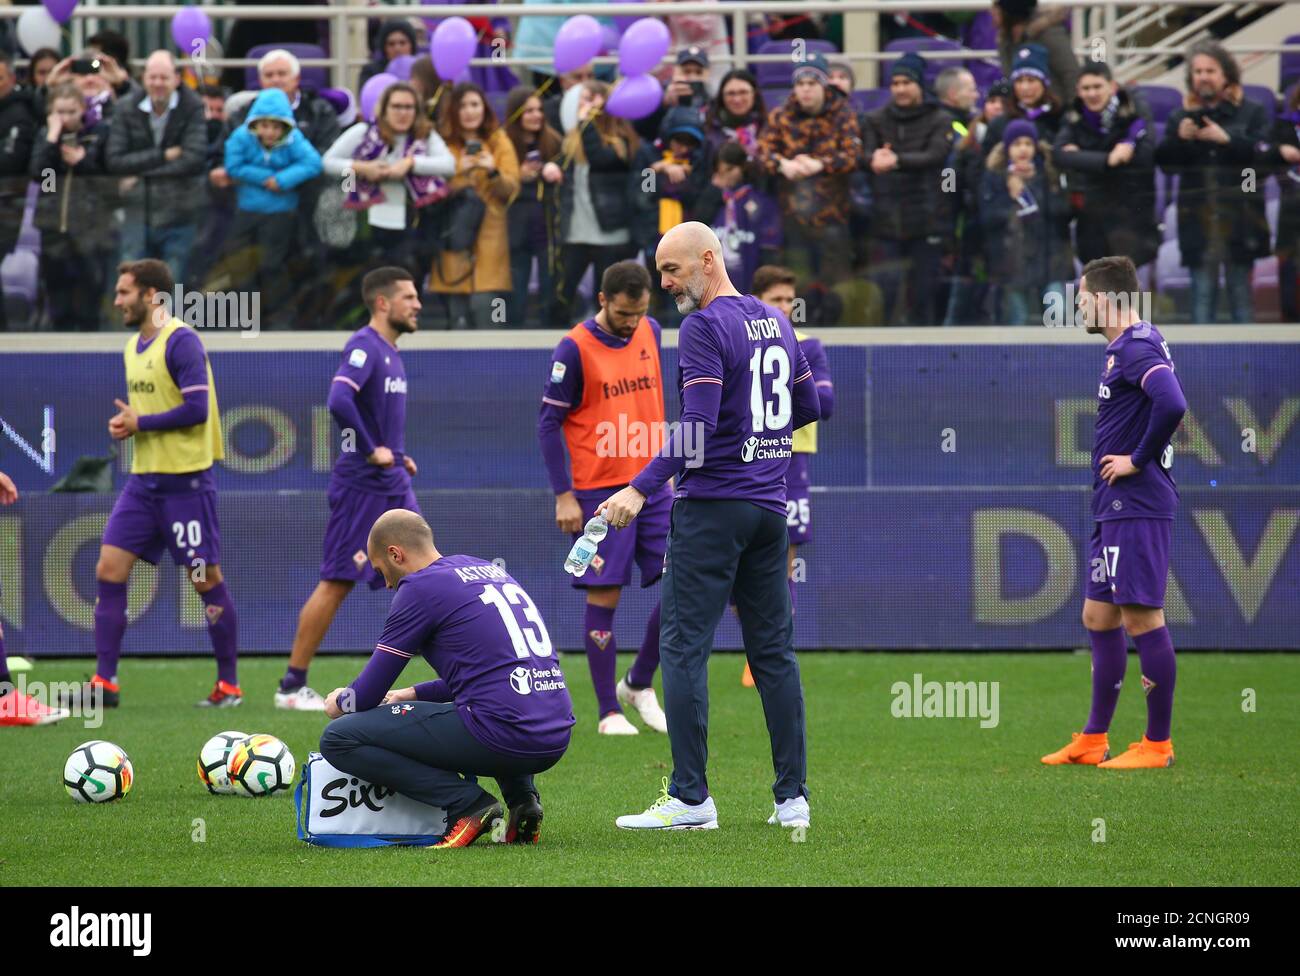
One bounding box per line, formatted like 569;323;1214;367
57;679;119;710
197;680;243;708
505;795;544;844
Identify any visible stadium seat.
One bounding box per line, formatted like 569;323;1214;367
1135;85;1182;124
762;87;791;109
962;12;1003;93
1281;34;1300;92
882;38;964;90
245;43;330;92
850;89;889;113
1242;84;1277;118
753;40;839;88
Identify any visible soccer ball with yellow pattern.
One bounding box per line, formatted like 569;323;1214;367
226;733;295;797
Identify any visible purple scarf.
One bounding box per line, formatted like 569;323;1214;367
344;124;448;211
83;90;112;129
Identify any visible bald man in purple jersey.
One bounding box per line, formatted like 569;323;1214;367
1043;255;1187;770
602;223;821;831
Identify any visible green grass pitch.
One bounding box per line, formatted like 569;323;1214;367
3;653;1297;886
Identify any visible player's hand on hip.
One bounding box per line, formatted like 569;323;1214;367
382;686;417;706
1100;454;1139;485
0;470;17;505
368;446;395;467
598;485;646;529
402;454;417;477
555;491;584;533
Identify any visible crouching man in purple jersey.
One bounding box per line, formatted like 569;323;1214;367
601;222;821;831
321;510;575;848
1042;256;1188;770
276;268;422;710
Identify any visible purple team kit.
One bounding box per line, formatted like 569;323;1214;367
786;334;833;545
321;325;417;588
348;556;575;758
1088;321;1182;608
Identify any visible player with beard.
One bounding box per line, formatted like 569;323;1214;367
58;260;238;710
276;267;423;709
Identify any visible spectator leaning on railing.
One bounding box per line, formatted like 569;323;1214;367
504;85;565;328
107;51;208;284
1258;83;1300;321
430;82;520;330
30;82;114;331
0;50;35;332
992;0;1078;101
554;80;638;329
359;19;420;88
757;53;861;319
861;52;956;327
222;87;323;329
1053;61;1158;270
324;81;455;280
1154;40;1271;324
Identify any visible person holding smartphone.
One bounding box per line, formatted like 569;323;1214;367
504;85;564;327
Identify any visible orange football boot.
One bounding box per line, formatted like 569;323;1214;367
741;662;755;687
1041;731;1111;765
1098;736;1174;769
430;799;502;848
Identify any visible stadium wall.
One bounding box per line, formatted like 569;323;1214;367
1;328;1296;652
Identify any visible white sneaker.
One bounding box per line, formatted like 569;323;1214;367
6;656;33;673
767;796;810;828
616;778;719;830
616;678;667;733
274;685;327;711
598;712;639;735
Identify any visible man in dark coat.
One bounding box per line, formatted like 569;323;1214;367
0;51;35;330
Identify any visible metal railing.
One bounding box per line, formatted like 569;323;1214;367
0;2;1294;90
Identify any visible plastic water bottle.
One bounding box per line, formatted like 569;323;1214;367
564;516;609;577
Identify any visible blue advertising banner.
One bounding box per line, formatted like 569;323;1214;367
0;340;1297;651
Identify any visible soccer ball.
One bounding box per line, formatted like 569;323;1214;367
226;733;295;797
64;740;134;803
197;730;249;795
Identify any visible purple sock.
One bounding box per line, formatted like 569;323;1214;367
201;582;239;686
93;580;128;682
584;602;619;716
626;601;660;689
280;666;308;693
1134;626;1176;742
1083;626;1127;734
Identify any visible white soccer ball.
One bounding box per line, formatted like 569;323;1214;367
64;739;134;803
197;730;249;795
226;733;296;797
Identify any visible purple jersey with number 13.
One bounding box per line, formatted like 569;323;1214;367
665;294;812;515
373;556;575;758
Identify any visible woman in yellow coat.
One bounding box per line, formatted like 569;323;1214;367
432;82;520;328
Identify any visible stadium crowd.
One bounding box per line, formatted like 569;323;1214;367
0;0;1296;330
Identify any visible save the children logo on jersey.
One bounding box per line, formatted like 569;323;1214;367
741;434;793;463
510;666;533;695
742;436;759;462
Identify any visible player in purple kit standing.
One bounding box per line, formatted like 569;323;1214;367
58;260;240;710
1042;256;1188;769
602;222;821;831
538;261;670;736
276;268;423;709
321;509;575;848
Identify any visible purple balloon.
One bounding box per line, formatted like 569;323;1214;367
42;0;78;25
605;73;663;120
611;0;643;33
599;25;622;57
360;72;399;123
618;19;670;77
431;17;476;81
171;8;213;55
387;54;416;81
554;15;604;76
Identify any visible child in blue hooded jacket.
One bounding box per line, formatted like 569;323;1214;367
221;88;323;327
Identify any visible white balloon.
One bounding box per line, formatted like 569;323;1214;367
560;82;583;134
17;7;62;57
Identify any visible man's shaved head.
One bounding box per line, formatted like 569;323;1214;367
655;221;735;314
367;509;439;587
